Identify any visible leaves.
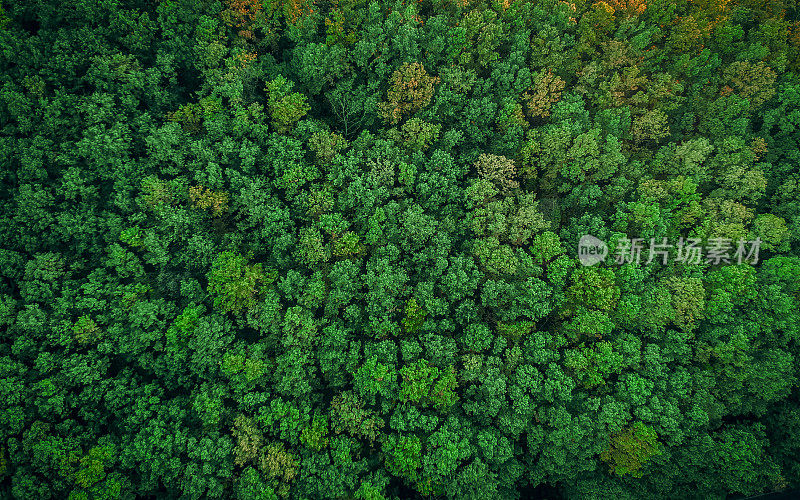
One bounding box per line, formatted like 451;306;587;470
3;1;800;499
265;76;311;133
207;252;276;314
378;63;440;125
600;422;661;477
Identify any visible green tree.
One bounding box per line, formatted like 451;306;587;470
207;251;276;314
265;76;311;133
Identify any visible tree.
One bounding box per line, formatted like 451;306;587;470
474;153;518;192
378;62;439;125
326;78;373;138
265;76;311;133
720;60;777;111
523;69;566;120
330;391;384;443
381;433;422;483
232;415;264;467
600;422;661;477
398;360;458;411
189;185;230;217
207;251;277;314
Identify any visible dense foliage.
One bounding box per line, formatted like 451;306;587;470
1;0;800;498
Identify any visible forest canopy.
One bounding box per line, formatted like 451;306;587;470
1;0;800;498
